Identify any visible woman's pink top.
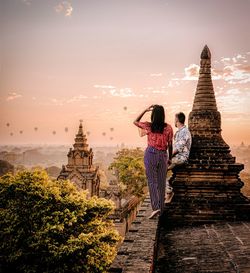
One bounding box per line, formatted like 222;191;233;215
134;121;173;150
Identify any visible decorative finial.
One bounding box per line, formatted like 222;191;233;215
200;45;211;59
79;119;83;129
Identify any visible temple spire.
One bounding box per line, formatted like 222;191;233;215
192;45;217;111
200;44;211;59
73;119;89;151
77;119;84;135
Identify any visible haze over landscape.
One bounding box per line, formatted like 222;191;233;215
1;0;250;147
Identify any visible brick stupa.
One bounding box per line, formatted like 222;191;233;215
165;45;250;223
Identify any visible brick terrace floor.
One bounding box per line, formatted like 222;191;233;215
155;220;250;273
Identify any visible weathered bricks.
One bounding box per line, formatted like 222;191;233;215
155;221;250;273
109;195;159;273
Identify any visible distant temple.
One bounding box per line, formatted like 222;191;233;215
57;120;100;198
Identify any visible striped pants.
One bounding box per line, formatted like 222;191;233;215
144;145;168;213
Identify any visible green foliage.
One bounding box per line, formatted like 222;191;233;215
109;148;147;198
0;170;120;273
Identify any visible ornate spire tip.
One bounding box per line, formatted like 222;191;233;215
200;45;211;59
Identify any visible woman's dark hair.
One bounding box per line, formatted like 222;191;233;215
151;105;166;133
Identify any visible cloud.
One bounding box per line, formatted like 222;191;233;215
94;84;151;98
183;64;199;80
215;52;250;84
47;94;88;105
217;94;246;112
67;95;88;103
54;1;73;17
182;64;222;81
236;54;245;60
225;88;241;95
6;92;22;101
221;57;231;63
223;64;250;84
217;88;250;113
94;84;136;98
168;64;200;81
171;52;250;84
94;85;115;89
109;88;136;98
211;68;223;80
152;90;166;94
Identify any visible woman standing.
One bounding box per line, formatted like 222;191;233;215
133;105;173;219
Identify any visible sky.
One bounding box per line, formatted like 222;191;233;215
1;0;250;147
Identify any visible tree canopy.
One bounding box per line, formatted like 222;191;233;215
109;148;147;198
0;170;120;273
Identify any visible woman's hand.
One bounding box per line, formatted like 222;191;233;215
145;105;154;112
133;105;154;125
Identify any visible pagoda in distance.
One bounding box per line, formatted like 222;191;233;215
165;45;250;223
57;120;100;198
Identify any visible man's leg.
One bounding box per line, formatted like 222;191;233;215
166;178;173;193
166;156;186;203
167;156;186;170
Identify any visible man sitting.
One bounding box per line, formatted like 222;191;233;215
165;112;192;203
